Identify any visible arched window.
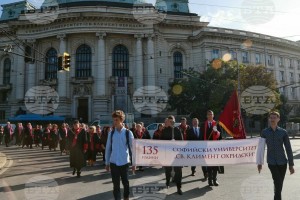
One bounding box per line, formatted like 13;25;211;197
3;58;11;84
173;51;183;78
76;44;92;78
112;45;129;77
45;48;58;79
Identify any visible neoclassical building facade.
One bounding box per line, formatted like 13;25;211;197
0;0;300;122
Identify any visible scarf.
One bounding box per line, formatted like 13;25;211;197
90;133;94;151
72;128;81;147
204;120;218;140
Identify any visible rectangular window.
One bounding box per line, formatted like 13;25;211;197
280;71;285;82
242;51;249;63
0;110;5;120
279;87;285;94
279;57;283;67
212;49;219;59
291;87;296;98
290;72;294;83
298;60;300;69
255;53;261;64
174;52;183;79
289;59;293;68
229;50;237;60
267;54;273;66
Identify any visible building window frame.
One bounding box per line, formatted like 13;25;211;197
255;53;261;64
173;51;183;79
242;51;249;63
45;48;58;80
289;58;293;69
211;49;220;60
229;50;237;60
75;44;92;78
267;54;273;66
280;71;285;82
290;72;294;83
3;58;11;85
112;45;129;77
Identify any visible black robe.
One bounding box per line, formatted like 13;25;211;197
69;128;88;170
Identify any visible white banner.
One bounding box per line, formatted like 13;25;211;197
133;138;265;166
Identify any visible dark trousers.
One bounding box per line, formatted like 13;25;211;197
164;166;182;188
207;166;218;182
191;166;207;175
110;163;130;200
268;164;287;200
191;166;196;173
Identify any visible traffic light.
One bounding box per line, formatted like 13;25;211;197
57;52;71;72
63;52;70;71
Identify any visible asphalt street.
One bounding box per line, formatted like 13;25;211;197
0;138;299;200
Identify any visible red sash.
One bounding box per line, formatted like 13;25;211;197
204;120;220;140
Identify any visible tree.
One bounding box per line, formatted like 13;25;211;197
168;60;280;123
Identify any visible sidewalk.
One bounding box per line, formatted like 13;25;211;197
0;151;7;170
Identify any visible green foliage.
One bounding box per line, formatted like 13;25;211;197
168;60;281;122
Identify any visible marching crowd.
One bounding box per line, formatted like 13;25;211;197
0;109;295;200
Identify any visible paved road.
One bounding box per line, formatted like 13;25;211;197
0;139;299;200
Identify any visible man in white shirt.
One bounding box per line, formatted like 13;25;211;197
105;110;135;200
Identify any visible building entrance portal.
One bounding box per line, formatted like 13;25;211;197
77;98;88;123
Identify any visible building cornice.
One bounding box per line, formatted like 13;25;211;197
190;27;300;51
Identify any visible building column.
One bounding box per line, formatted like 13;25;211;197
57;34;67;98
135;34;143;90
147;34;155;86
26;39;36;91
16;44;25;100
96;32;106;96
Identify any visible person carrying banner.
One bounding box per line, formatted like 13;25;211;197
202;110;222;186
105;110;135;200
160;115;184;195
187;118;202;176
178;117;189;140
257;111;295;200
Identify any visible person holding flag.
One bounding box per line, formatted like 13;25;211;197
201;110;222;186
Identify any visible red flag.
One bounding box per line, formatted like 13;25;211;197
219;90;246;139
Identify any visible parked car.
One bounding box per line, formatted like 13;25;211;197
146;122;180;139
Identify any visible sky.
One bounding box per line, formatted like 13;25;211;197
1;0;300;42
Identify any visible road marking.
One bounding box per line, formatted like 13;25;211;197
0;158;13;175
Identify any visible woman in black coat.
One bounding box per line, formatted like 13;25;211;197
69;120;88;178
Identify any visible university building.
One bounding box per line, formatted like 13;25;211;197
0;0;300;123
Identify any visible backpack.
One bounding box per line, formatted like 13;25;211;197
110;128;132;165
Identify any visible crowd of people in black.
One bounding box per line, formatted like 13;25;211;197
0;121;111;177
0;110;222;197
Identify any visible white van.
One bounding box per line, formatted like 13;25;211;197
91;113;134;128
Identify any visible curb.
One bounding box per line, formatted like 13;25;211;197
0;151;7;170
